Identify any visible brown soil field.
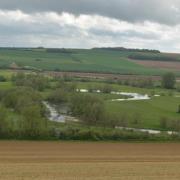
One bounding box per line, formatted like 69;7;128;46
164;53;180;58
131;59;180;71
44;71;163;81
0;141;180;179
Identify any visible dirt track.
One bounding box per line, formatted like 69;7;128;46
0;141;180;179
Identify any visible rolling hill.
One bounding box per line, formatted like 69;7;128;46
0;47;180;75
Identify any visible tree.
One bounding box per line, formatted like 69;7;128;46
70;94;105;125
161;72;175;89
160;117;168;129
48;88;67;104
100;84;113;94
13;73;49;91
20;105;48;138
0;106;10;136
0;75;6;82
177;105;180;114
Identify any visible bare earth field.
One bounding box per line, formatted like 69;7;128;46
132;59;180;71
45;71;163;80
0;142;180;179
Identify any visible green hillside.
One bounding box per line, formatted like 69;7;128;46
0;48;179;75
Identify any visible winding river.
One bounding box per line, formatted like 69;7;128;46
78;89;151;101
43;101;77;123
116;126;176;135
43;90;178;135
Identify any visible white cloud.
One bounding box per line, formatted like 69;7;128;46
0;10;180;52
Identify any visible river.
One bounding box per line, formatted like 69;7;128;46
43;90;177;135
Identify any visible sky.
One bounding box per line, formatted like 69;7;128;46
0;0;180;52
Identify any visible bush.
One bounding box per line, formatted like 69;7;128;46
0;106;11;137
160;117;168;129
70;94;105;125
100;84;113;93
54;125;180;141
48;88;68;104
0;75;6;82
161;72;175;89
2;87;42;112
176;83;180;92
12;73;49;91
20;105;48;139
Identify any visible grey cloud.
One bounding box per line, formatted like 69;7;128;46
0;2;180;52
89;28;160;40
0;0;180;25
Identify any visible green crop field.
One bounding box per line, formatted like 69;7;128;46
0;48;179;75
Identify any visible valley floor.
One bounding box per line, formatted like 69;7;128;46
0;141;180;179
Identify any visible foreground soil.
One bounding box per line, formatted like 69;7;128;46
0;141;180;179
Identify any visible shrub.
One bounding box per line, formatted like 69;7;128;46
13;73;49;91
100;84;113;93
0;75;6;82
48;88;68;104
160;117;168;129
70;94;105;125
161;72;175;89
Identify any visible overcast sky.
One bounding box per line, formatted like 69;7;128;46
0;0;180;52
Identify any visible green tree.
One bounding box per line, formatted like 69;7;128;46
162;72;175;89
177;105;180;114
160;117;168;129
13;73;49;91
48;88;67;104
0;106;10;137
20;105;48;138
70;94;105;125
101;84;112;94
0;75;6;82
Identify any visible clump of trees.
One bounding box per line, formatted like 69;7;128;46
0;105;11;138
46;48;73;54
55;125;179;141
93;47;160;53
0;75;6;82
87;84;114;93
0;87;49;139
161;72;175;89
118;78;153;88
12;73;49;91
160;116;180;131
100;84;113;93
48;88;68;104
48;80;77;104
70;94;105;125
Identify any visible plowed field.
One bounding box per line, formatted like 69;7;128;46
0;141;180;180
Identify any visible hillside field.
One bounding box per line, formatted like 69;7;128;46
0;48;180;75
